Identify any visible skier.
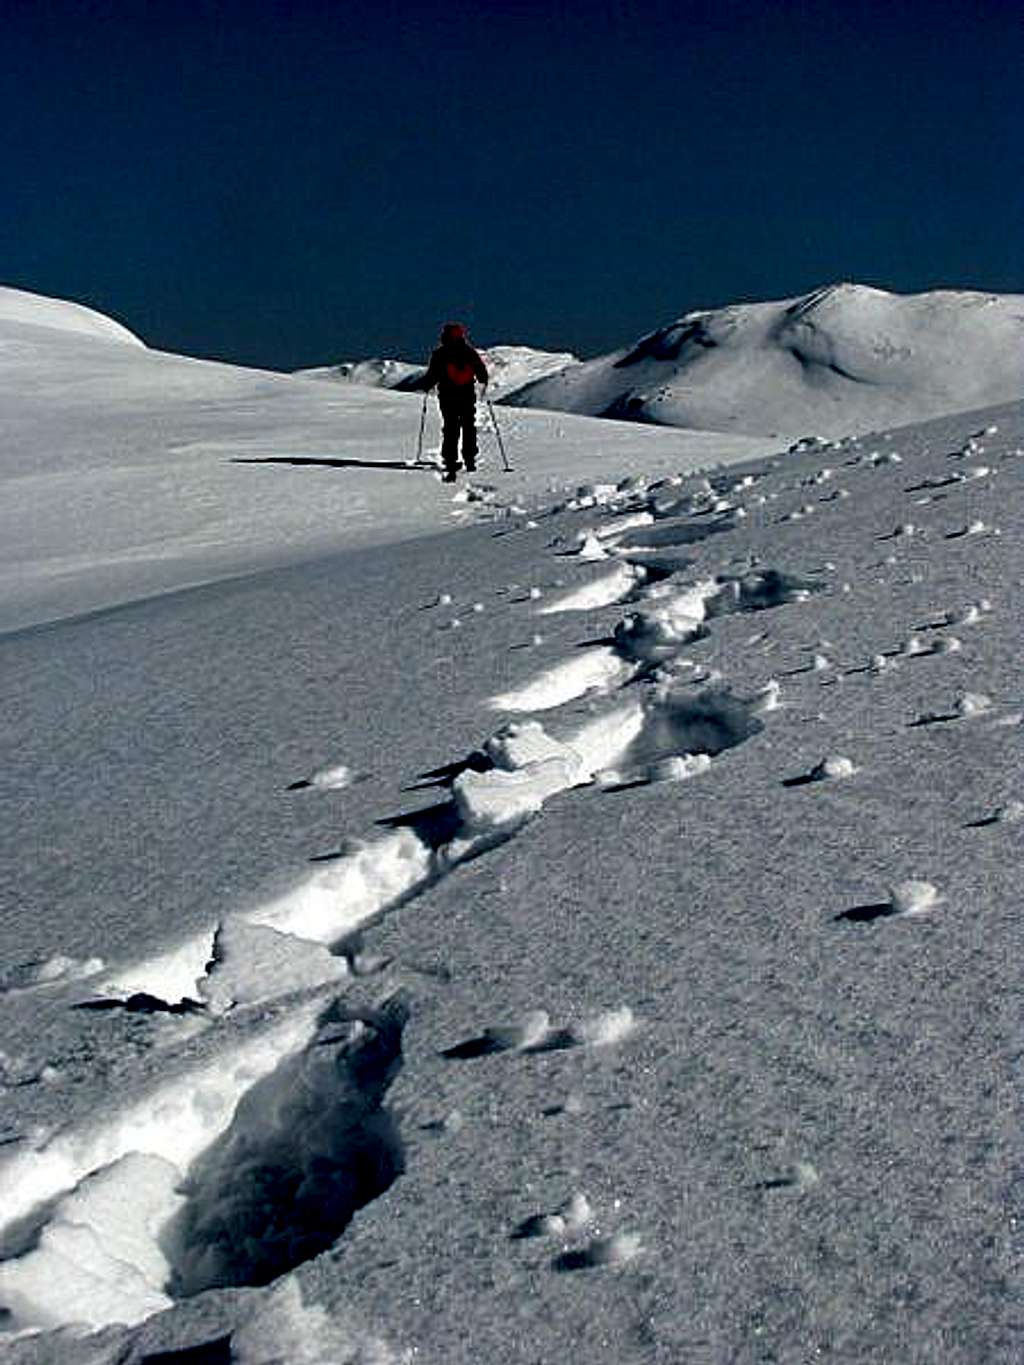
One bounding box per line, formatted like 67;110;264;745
422;322;489;481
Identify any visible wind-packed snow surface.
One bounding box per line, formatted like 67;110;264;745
504;283;1024;439
1;288;1021;1363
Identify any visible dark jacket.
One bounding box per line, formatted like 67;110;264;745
423;339;489;401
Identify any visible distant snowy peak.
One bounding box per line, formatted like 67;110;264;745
506;283;1024;438
299;357;424;388
0;285;145;347
299;343;579;400
479;344;580;398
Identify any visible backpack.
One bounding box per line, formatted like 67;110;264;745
445;358;477;386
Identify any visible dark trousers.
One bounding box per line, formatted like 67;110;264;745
439;393;477;472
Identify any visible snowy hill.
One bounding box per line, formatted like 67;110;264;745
0;284;145;347
0;286;1022;1364
504;284;1024;438
0;291;757;633
300;343;580;401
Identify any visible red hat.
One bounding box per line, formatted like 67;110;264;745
441;321;467;341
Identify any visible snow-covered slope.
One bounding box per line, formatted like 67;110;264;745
0;289;1021;1364
0;284;145;347
505;284;1024;439
0;298;761;634
300;343;580;401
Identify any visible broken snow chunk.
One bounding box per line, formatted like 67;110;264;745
647;753;712;783
964;519;987;535
484;719;576;772
305;762;354;791
570;1005;636;1047
812;653;831;671
869;654;890;673
437;592;453;606
454;755;585;831
485;1010;552;1052
993;800;1024;824
793;1161;820;1189
946;604;982;626
200;920;348;1014
888;879;942;917
750;679;782;714
29;954;105;987
902;636;928;657
528;586;543;600
576;531;609;561
576;1231;643;1268
810;754;857;781
232;1277;399;1365
955;692;992;717
561;1191;594;1231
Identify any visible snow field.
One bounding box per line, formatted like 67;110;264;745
2;298;1022;1360
2;461;809;1334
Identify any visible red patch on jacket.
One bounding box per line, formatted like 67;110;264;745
445;360;476;386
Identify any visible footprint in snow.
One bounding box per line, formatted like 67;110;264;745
287;762;369;792
909;692;993;727
512;1191;593;1240
553;1232;643;1273
441;1006;636;1059
836;879;943;924
966;799;1024;829
782;754;857;788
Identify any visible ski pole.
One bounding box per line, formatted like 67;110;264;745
487;397;512;473
415;391;428;465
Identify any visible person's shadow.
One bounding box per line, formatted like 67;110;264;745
232;456;437;472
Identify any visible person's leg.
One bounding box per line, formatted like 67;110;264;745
461;396;478;471
440;401;460;479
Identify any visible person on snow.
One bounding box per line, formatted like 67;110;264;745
422;322;489;481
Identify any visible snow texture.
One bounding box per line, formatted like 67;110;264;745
0;285;1021;1365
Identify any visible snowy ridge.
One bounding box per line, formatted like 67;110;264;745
300;342;580;400
504;283;1024;438
0;285;144;347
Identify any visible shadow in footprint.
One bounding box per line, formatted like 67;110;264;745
138;1338;233;1365
164;994;407;1297
834;903;897;924
404;752;489;792
781;773;818;788
440;1027;578;1061
440;1035;506;1060
377;799;462;850
74;992;205;1017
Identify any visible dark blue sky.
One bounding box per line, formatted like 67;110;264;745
3;0;1021;370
